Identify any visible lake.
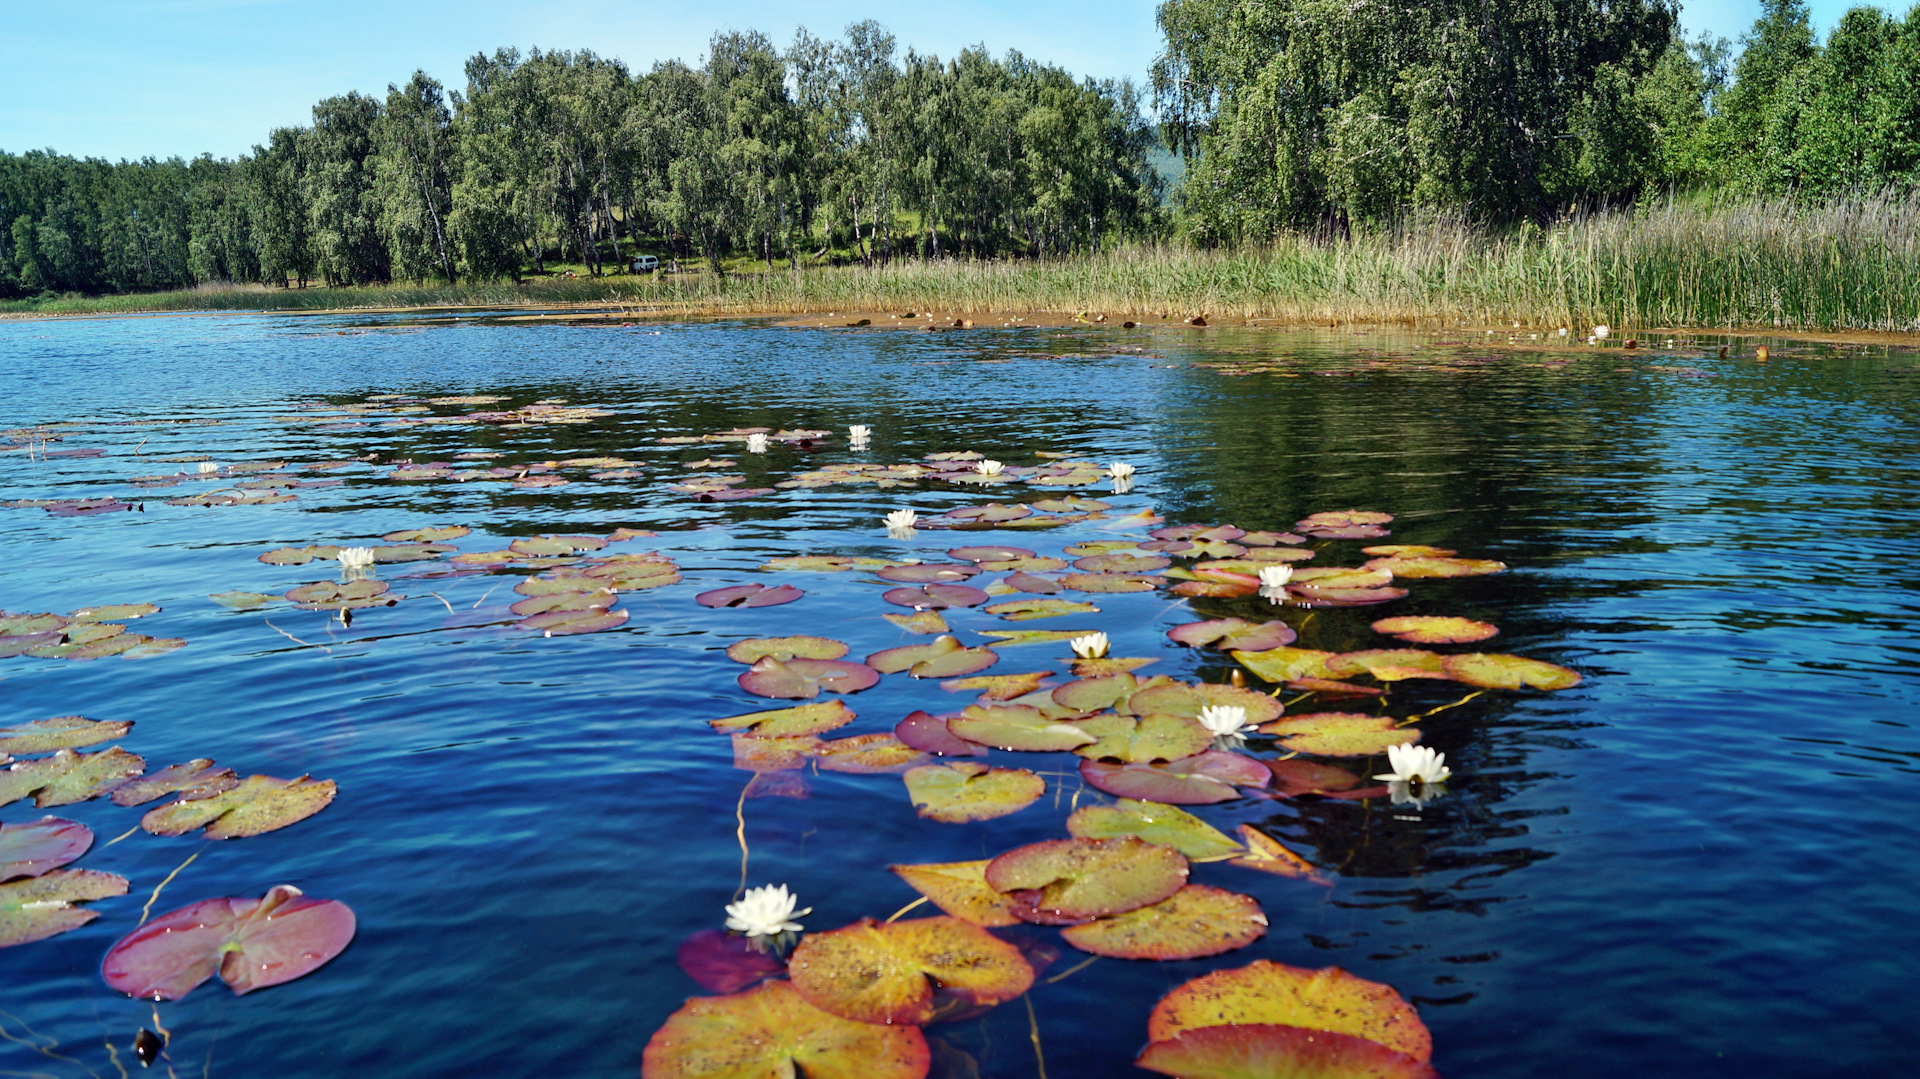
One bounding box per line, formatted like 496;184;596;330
0;312;1914;1078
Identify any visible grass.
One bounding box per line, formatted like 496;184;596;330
6;191;1918;333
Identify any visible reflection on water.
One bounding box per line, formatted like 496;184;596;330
0;314;1914;1077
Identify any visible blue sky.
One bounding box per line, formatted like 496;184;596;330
0;0;1879;161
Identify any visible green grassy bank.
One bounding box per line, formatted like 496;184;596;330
6;193;1918;334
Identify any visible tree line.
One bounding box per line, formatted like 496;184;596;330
0;22;1160;296
7;1;1920;297
1153;0;1920;238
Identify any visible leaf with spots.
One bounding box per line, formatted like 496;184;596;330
140;775;336;839
788;917;1034;1025
1061;884;1266;960
904;762;1045;823
984;836;1189;924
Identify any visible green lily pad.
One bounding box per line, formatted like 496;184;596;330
210;591;281;610
1259;714;1418;757
1442;652;1582;690
866;635;999;678
1371;616;1499;644
517;607;629;635
983;598;1101;621
941;671;1051;701
812;734;928;774
1052;673;1151;714
890;860;1023;926
1074;553;1171;574
509;535;609;557
0;869;129;949
0;716;132;756
1364;556;1506;578
788;916;1035;1025
1291;567;1395;589
1127;683;1286;725
1146;959;1433;1064
904;762;1045;822
1061;884;1266;960
949;705;1097;752
642;979;929;1079
67;603;159;622
1168;618;1297;651
0;748;146;809
285;580;395;611
1079;751;1273;804
1233;647;1337;685
709;700;856;739
1322;650;1449;680
1361;544;1455;557
1073;657;1160;678
1137;1024;1439;1079
383;525;471;542
948;545;1036;563
110;760;238;806
140;774;336;839
1232;825;1329;881
985;836;1189;925
726;636;850;664
761;555;856;572
883;610;951;635
1060;573;1159;593
976;628;1092;646
1066;799;1243;860
1073;714;1213;763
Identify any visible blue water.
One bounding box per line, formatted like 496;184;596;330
0;313;1915;1078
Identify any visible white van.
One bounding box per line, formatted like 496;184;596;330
630;255;660;273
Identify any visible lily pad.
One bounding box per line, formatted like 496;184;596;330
643;979;928;1079
1232;825;1329;881
1061;884;1266;960
101;885;356;999
890;861;1022;926
140;774;336;839
210;591;281;610
1442;652;1582;690
517;607;629;635
1286;676;1387;698
286;580;395;611
883;610;951;634
867;635;999;678
1074;553;1171;574
882;584;991;610
1072;657;1160;678
509;590;615;617
739;657;881;699
67;603;159;622
675;927;787;993
1267;759;1377;799
1323;650;1449;680
1052;673;1150;713
942;671;1051;701
904;762;1045;823
1361;544;1455;558
983;598;1100;622
1371;615;1499;644
876;563;983;584
510;535;608;557
761;555;856;572
1073;714;1213;763
812;733;928;774
1364;556;1506;578
1079;751;1273;805
726;636;849;664
0;817;92;881
894;712;987;757
985;836;1189;924
1291;566;1395;589
383;525;471;542
0;869;128;949
0;748;146;809
1060;572;1159;593
732;734;821;773
710;701;856;739
948;545;1035;562
109;760;239;806
1288;584;1408;607
1126;683;1286;726
976;628;1091;646
1137;1024;1439;1079
1233;647;1337;685
1259;714;1418;757
1066;799;1242;860
696;583;805;608
788;916;1034;1026
0;716;132;756
949;705;1097;752
1146;959;1433;1064
1168;619;1297;652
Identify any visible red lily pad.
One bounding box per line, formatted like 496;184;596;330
985;836;1189;925
788;916;1035;1025
1268;759;1377;798
1371;615;1499;643
509;590;614;617
894;711;987;757
1146;959;1433;1064
943;503;1030;523
875;563;983;584
1074;553;1171;574
696;583;804;608
948;545;1035;562
0;817;92;881
0;869;128;948
1137;1024;1439;1079
1168;618;1297;651
904;762;1046;823
516;607;629;635
812;734;927;774
109;760;238;806
101;885;356;999
725;636;850;663
1061;884;1266;960
643;980;928;1079
738;657;881;699
1004;572;1065;593
882;584;990;609
675;927;787;993
866;635;999;678
140;775;336;839
1288;585;1409;608
1079;750;1273;805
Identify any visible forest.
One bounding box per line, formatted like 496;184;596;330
2;0;1917;299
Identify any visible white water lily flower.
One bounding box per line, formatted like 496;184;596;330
337;546;376;570
849;425;872;439
1107;461;1136;479
1197;704;1254;738
725;883;810;938
1592;324;1611;340
1257;565;1293;589
1373;743;1452;785
1069;631;1110;659
746;433;770;454
975;459;1005;477
196;461;220;474
885;508;918;530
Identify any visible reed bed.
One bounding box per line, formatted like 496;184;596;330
7;192;1918;333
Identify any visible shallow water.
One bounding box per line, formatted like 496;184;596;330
0;313;1915;1078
